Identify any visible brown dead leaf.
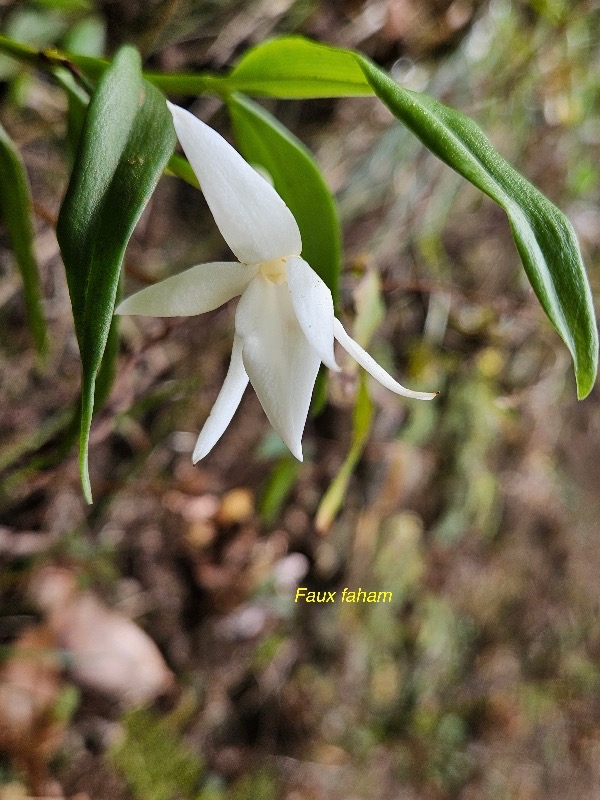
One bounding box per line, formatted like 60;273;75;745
0;625;64;796
29;567;174;707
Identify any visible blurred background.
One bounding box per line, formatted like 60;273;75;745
1;0;600;798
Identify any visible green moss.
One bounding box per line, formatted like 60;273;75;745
110;708;203;800
228;769;278;800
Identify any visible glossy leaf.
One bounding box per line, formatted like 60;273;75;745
225;36;371;98
356;56;597;398
0;123;48;355
228;92;341;302
57;45;176;501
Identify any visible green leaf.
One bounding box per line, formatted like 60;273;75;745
356;56;597;398
165;152;199;189
228;92;341;302
94;308;119;414
225;36;371;98
56;45;176;502
0;123;48;356
137;34;371;103
215;36;597;398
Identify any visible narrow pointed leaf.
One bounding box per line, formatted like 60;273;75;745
356;56;597;398
0;123;48;355
217;37;597;398
228;92;341;302
57;45;176;501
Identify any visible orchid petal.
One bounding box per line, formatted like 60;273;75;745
236;275;320;460
333;318;439;400
286;256;339;371
115;261;257;317
193;335;249;462
167;103;302;265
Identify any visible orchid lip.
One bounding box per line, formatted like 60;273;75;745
259;257;288;284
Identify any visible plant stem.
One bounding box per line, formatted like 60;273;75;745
0;33;226;97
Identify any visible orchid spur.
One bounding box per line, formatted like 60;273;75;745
116;102;437;463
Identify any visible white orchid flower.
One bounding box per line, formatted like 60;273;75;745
116;102;437;463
